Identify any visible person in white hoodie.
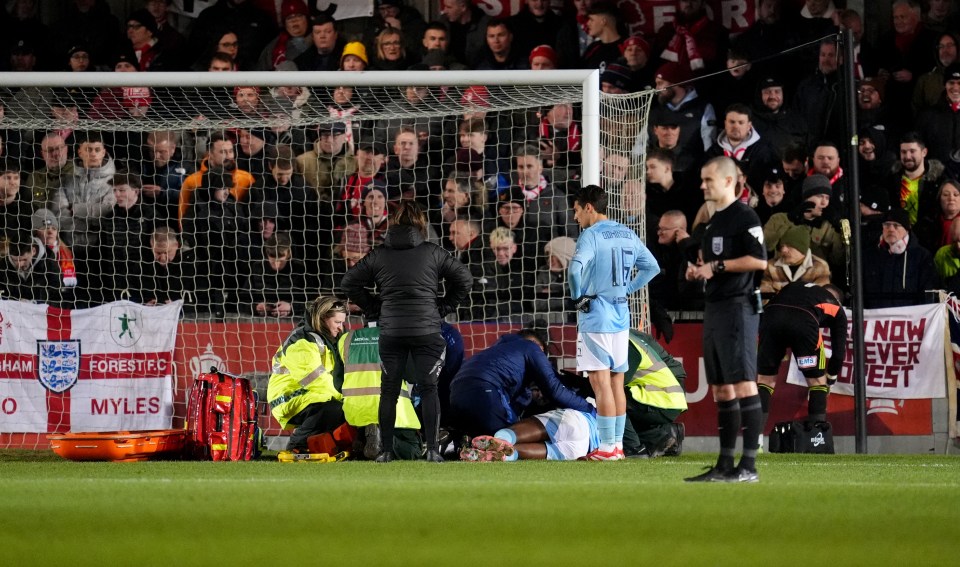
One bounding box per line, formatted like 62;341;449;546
705;103;780;190
52;131;117;252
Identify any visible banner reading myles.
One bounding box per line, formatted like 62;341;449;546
0;300;181;433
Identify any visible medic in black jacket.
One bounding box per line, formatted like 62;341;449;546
341;201;472;463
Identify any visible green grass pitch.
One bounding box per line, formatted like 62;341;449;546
1;451;958;566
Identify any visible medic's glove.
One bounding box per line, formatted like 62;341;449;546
574;295;596;313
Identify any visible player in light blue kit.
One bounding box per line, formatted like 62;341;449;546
569;184;660;460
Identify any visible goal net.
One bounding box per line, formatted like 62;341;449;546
0;70;654;449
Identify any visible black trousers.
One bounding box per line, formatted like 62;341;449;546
379;333;446;453
286;399;345;451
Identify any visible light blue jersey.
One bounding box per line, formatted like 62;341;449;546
568;218;660;333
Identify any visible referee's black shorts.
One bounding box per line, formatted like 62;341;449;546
703;297;759;386
757;306;825;379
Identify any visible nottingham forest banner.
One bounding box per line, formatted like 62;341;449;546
0;300;181;433
787;303;948;399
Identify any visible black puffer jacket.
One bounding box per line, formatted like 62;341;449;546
341;225;472;337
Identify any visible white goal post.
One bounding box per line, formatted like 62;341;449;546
0;69;656;448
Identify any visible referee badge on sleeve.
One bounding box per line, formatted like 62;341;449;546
711;237;723;255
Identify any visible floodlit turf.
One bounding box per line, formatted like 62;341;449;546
1;452;958;567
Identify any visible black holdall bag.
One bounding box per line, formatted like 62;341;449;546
768;420;835;454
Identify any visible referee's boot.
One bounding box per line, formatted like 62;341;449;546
684;465;733;482
726;466;759;483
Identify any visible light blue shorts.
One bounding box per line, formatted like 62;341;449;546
576;330;629;373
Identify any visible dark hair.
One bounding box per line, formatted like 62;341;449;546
724;103;753;121
208;52;234;67
264;231;293;258
782;144;807;164
76;130;104;147
460;117;486;134
517;328;549;349
575;184;608;214
271;145;295;170
310;11;337;28
486;18;511;33
899;131;926;149
727;47;748;63
646;148;675;167
813;139;840;153
0;157;21;174
391;200;428;237
6;236;35;257
110;172;143;189
209;130;233;147
424;21;448;35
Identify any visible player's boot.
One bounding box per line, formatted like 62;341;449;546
459;447;483;461
471;435;516;459
684;465;733;482
585;447;625;461
459;447;507;462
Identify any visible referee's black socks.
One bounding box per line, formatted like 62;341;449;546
716;399;740;470
738;394;762;472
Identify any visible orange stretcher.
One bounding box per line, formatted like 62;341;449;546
47;429;188;462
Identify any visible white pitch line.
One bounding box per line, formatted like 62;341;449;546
1;477;959;489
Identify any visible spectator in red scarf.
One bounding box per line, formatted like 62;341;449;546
334;142;387;231
654;0;729;76
125;9;175;71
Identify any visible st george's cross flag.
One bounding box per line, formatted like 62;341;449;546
0;300;181;433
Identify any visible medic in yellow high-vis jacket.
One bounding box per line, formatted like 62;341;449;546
267;297;347;451
621;329;688;458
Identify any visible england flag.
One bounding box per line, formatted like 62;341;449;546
0;300;181;433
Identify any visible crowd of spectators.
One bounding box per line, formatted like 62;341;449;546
1;0;959;322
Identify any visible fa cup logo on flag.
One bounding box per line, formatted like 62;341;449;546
37;340;80;393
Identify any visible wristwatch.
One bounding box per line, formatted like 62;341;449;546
714;259;726;273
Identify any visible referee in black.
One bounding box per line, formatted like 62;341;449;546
757;281;847;437
685;156;768;483
342;201;473;462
